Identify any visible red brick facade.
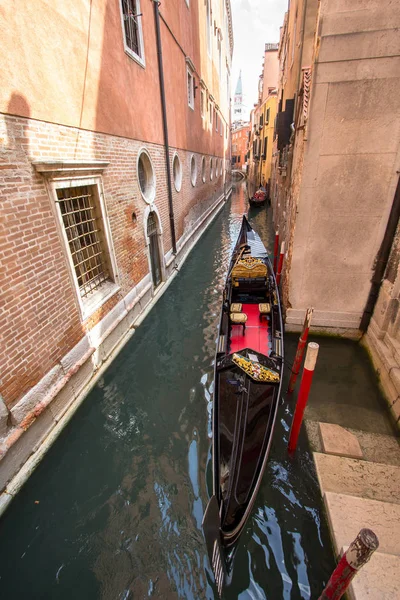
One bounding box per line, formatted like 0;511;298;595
0;0;234;491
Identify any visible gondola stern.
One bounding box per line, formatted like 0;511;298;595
202;495;228;597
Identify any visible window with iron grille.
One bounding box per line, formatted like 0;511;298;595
56;185;114;300
120;0;145;66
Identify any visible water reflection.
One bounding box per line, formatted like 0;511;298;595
0;182;334;599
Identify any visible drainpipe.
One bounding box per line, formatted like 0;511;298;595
360;177;400;332
153;0;177;254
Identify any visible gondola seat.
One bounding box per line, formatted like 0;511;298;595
259;303;271;321
230;312;247;334
230;303;242;313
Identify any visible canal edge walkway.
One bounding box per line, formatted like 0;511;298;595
306;420;400;599
0;189;230;519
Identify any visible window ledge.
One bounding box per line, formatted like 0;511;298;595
33;160;109;179
81;281;120;321
124;47;146;69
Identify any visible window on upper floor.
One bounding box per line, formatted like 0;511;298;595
187;68;195;110
201;89;205;117
209;101;213;125
120;0;145;67
206;0;212;57
215;111;218;132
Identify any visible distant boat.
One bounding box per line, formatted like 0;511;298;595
249;187;267;206
202;215;284;596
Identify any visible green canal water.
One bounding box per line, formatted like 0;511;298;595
3;183;377;599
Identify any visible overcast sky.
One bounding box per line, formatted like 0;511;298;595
231;0;288;120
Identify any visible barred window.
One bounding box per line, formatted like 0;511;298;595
56;185;113;299
121;0;145;66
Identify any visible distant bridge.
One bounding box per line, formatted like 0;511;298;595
232;169;246;181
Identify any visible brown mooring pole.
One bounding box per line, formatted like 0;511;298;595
288;342;319;452
318;529;379;599
288;307;314;393
273;231;279;273
276;242;285;285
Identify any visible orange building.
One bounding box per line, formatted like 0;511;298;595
0;1;233;490
232;124;250;170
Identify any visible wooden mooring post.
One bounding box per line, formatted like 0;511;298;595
288;307;314;393
318;529;379;599
288;342;319;452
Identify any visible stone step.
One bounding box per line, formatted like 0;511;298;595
324;492;400;557
305;420;400;466
314;452;400;505
346;549;400;600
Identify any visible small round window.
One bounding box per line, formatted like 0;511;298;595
138;150;155;204
201;156;206;183
190;155;197;186
210;158;213;180
173;153;182;192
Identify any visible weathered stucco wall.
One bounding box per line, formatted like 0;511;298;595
286;0;400;331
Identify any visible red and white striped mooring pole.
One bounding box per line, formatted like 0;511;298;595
318;528;379;600
276;242;285;286
288;307;314;394
273;231;279;273
288;341;319;452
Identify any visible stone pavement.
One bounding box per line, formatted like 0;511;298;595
306;420;400;599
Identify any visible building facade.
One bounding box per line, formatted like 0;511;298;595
270;0;400;425
0;0;234;493
246;44;278;199
231;123;250;170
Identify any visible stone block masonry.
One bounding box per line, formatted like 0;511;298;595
0;113;231;498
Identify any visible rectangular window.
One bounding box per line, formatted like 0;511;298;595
200;89;205;117
215;111;218;132
187;69;194;109
266;108;270;124
120;0;145;67
56;185;112;300
262;137;268;159
206;0;212;57
218;40;222;78
209;101;213;125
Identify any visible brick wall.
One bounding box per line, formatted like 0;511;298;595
0;114;227;408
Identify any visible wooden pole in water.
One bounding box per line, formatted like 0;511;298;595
273;231;279;273
318;529;379;599
276;242;285;285
288;342;319;452
288;307;314;394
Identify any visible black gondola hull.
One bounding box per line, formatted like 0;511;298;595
203;215;284;591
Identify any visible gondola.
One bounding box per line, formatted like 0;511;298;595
249;187;267;206
202;215;284;596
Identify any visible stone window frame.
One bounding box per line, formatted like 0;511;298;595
190;154;197;186
119;0;146;69
187;67;195;110
172;152;182;192
34;161;119;321
137;147;156;204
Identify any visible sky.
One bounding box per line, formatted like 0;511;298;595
230;0;288;120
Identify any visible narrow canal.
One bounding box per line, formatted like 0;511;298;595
0;184;337;599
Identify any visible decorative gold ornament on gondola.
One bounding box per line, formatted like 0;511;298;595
232;353;280;383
